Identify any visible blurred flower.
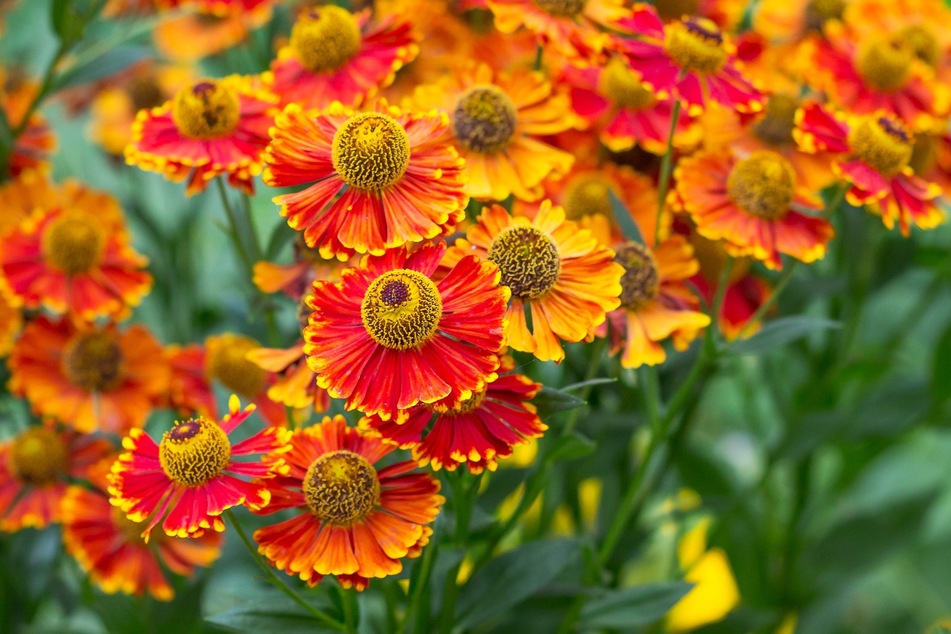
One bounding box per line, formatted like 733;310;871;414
2;74;56;177
205;333;286;426
0;281;21;357
253;416;443;590
752;0;845;44
165;343;218;419
153;5;273;62
155;0;272;14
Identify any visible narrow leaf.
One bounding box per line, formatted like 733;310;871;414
729;316;840;356
579;582;694;629
609;189;645;244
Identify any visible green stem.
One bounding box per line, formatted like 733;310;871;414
533;44;544;71
225;510;346;631
438;474;479;634
653;97;683;246
562;335;609;435
340;585;359;634
216;177;255;274
404;527;439;634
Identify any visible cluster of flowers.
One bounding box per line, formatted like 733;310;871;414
0;0;949;606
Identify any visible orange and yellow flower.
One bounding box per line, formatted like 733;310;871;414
264;101;467;260
0;290;20;357
445;201;623;363
205;333;286;427
9;316;170;435
126;75;278;195
165;343;218;419
2;75;56;177
267;6;417;110
109;395;284;541
153;5;273;62
253;416;443;591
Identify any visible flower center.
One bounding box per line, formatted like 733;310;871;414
9;427;68;486
614;242;659;310
41;214;105;275
62;331;124;392
303;450;380;526
856;37;914;92
847;115;913;177
664;17;727;74
361;270;443;350
171;80;240;140
653;0;700;21
158;418;232;487
898;24;939;66
751;93;799;147
534;0;587;17
804;0;846;31
599;57;656;110
452;85;518;154
429;390;487;416
290;6;362;74
562;173;618;220
726;151;796;219
332;113;411;191
206;334;267;397
488;226;561;300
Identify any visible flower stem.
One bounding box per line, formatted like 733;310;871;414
403;525;439;634
216;178;255;274
438;472;480;634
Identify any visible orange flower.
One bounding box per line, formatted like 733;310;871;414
153;5;273;62
409;62;577;202
165;343;218;419
2;75;56;177
109;395;285;540
675;149;835;269
304;242;508;422
267;6;417;109
126;75;278;195
0;424;112;531
264;101;467;260
445;202;623;363
752;0;845;44
205;333;286;426
0;176;152;321
8;316;170;434
253;416;443;591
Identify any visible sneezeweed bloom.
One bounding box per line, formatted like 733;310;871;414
304;242;508;422
752;0;845;44
409;63;576;202
267;6;417;109
153;8;273;62
2;75;56;176
444;202;623;363
165;343;218;419
205;333;286;426
0;290;22;357
794;102;945;234
264;101;467;260
0;424;112;531
0;176;152;321
675;149;835;269
9;316;170;434
362;355;545;474
253;416;443;590
126;75;278;195
109;395;284;541
617;4;764;116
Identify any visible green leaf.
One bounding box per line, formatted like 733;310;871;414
609;189;645;244
932;322;951;402
560;377;617;393
546;431;596;462
579;582;693;629
455;539;580;629
206;596;339;634
728;316;841;356
50;0;84;44
533;385;586;418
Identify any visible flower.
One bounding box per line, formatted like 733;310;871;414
362;355;545;473
0;424;112;532
125;75;278;195
267;6;417;109
165;343;218;419
8;316;170;434
109;395;284;541
445;201;623;363
752;0;845;44
205;333;286;426
794;102;945;235
0;175;152;321
253;416;443;591
264;101;467;260
675;148;835;269
153;4;273;62
0;289;20;357
408;62;577;202
2;75;56;177
617;4;764;115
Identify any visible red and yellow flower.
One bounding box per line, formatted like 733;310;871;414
153;4;273;62
126;75;278;195
264;101;467;260
165;343;218;419
267;6;417;110
445;202;623;363
253;416;443;591
109;395;285;541
205;333;286;427
8;316;170;435
2;75;56;177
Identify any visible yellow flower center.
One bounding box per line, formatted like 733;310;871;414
41;214;105;275
898;24;939;67
331;113;411;191
804;0;846;31
599;57;656;110
9;427;68;486
654;0;700;21
614;242;659;310
429;390;487;416
909;132;938;175
452;85;518;154
534;0;587;16
664;18;728;74
847;115;913;177
302;450;380;526
290;6;362;74
158;418;232;487
488;226;561;300
62;331;124;392
206;335;267;397
751;93;799;147
856;36;914;92
726;151;796;219
361;270;443;350
171;80;241;140
562;173;619;220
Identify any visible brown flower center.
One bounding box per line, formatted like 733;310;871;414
453;85;518;154
847;115;913;177
899;24;939;67
290;6;362;73
41;214;105;275
599;57;656;110
614;242;659;310
726;151;796;219
171;80;241;140
856;36;914;92
158;418;232;487
752;93;799;147
9;427;68;486
303;450;380;526
206;334;267;397
804;0;846;32
361;270;443;350
534;0;587;17
429;390;487;416
62;331;124;392
488;226;561;300
664;17;727;74
653;0;700;21
562;173;619;220
332;113;411;191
